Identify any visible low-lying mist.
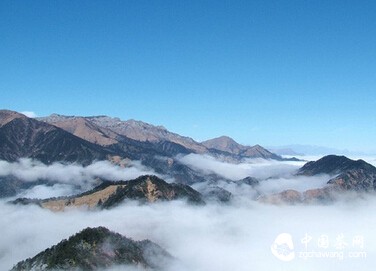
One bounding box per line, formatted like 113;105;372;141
0;158;158;194
179;153;330;196
0;159;158;184
178;153;304;180
1;197;374;271
1;155;375;270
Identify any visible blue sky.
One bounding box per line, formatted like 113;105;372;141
1;0;375;152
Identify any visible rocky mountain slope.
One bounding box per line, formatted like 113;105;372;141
0;109;295;189
0;110;224;185
261;155;376;205
37;113;196;160
0;110;114;165
297;155;376;176
100;175;205;208
12;175;205;210
11;226;171;271
259;187;339;205
298;155;376;192
327;168;376;191
39;114;207;153
36;115;119;146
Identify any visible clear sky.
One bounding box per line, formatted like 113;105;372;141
1;0;375;152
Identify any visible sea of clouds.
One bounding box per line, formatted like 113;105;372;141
1;197;375;270
1;155;375;270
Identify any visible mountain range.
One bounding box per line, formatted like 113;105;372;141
2;109;375;202
0;110;294;164
37;113;286;160
13;175;205;210
0;109;292;188
0;110;114;164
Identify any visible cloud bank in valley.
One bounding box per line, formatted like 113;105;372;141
17;183;80;199
0;158;158;187
1;197;375;271
178;154;303;180
179;154;331;196
1;156;375;270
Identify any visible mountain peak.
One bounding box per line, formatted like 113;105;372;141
252;144;263;149
0;109;28;127
202;136;282;160
298;155;376;176
11;226;171;271
201;136;244;155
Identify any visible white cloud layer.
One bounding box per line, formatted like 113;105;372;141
1;156;376;270
20;111;37;118
17;184;79;199
178;154;304;180
0;159;158;187
1;198;375;271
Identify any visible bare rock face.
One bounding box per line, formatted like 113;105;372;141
11;227;172;271
328;169;376;191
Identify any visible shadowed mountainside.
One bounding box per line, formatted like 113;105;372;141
11;226;172;271
260;155;376;205
0;110;115;165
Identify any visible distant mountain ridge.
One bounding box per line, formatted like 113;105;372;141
12;175;205;210
297;155;376;176
267;144;370;156
201;136;283;160
38;114;207;153
0;110;221;185
38;113;284;161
